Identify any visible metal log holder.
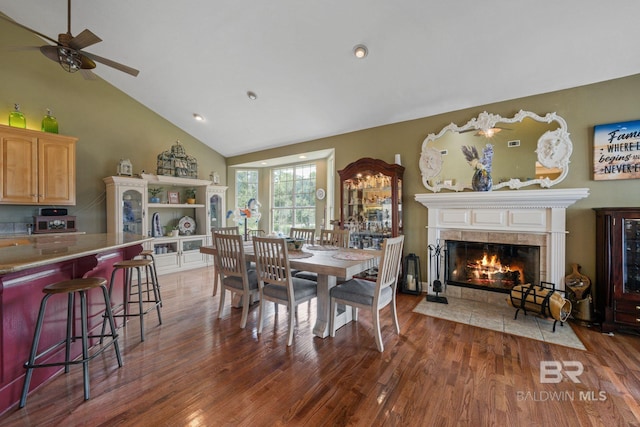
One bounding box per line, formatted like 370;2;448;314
509;281;565;332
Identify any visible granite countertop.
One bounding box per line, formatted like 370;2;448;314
0;233;152;275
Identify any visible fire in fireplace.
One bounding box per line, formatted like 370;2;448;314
445;240;540;293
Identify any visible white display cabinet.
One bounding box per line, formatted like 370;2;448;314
104;174;227;274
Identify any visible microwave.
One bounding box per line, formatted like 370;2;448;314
33;215;77;234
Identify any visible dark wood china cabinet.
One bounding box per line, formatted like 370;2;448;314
594;207;640;333
338;158;404;249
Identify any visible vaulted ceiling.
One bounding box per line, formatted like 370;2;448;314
1;0;639;157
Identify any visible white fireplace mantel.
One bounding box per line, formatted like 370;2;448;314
414;188;590;295
414;188;590;210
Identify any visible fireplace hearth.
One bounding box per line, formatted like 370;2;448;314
446;240;540;293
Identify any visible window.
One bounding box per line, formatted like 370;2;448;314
234;169;259;234
272;164;316;235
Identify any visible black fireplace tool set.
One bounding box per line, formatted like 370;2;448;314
427;242;448;304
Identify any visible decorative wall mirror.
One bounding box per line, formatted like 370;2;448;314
419;110;573;192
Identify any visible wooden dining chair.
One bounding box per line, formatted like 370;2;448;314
214;232;259;329
319;229;350;248
289;227;316;244
329;235;405;352
247;229;266;240
210;226;240;296
252;236;317;346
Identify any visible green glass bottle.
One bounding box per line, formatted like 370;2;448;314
41;109;59;133
8;104;26;128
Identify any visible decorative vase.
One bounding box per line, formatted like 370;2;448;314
186;198;196;204
41;109;59;133
472;168;492;191
9;104;26;128
170;229;179;237
150;196;160;203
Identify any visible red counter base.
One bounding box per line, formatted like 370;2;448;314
0;244;142;414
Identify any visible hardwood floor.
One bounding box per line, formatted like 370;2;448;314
1;267;639;426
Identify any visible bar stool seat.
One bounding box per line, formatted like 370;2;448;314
20;277;122;408
103;259;162;342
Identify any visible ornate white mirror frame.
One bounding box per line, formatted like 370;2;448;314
419;110;573;192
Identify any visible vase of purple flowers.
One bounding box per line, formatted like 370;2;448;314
462;144;493;191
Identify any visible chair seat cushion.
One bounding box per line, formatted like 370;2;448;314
330;278;392;307
263;277;317;302
222;269;258;291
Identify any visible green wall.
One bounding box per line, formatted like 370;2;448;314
4;16;640;285
0;20;226;234
228;73;640;283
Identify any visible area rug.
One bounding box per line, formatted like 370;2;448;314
413;296;586;350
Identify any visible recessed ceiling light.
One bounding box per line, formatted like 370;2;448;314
260;161;267;165
193;113;204;121
353;44;368;59
247;91;257;100
299;155;307;159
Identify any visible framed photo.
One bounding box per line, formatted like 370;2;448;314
594;119;640;181
167;191;180;204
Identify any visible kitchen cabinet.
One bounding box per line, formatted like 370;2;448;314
594;207;640;333
338;157;404;249
0;124;77;205
104;173;227;274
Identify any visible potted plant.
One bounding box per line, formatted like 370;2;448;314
170;225;180;237
185;188;196;204
148;187;163;203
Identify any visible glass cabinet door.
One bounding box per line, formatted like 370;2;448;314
122;189;143;234
343;172;394;249
623;218;640;295
339;158;404;250
210;194;222;230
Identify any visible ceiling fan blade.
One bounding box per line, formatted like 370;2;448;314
0;14;60;45
81;51;140;76
40;45;61;62
69;29;102;50
80;69;98;80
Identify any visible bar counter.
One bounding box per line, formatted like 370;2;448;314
0;233;151;414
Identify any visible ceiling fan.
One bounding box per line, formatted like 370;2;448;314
0;0;139;78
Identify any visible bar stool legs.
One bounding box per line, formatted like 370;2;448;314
20;278;122;408
139;250;162;307
103;259;162;342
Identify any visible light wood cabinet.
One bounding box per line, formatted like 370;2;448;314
0;124;77;205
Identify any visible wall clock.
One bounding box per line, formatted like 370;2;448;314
316;188;326;200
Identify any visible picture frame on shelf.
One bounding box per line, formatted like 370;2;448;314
168;191;180;204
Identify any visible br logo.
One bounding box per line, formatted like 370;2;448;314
540;361;584;384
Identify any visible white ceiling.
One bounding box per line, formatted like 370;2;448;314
1;0;640;158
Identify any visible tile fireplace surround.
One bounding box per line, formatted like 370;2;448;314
414;188;590;304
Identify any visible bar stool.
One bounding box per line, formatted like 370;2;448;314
20;277;122;408
103;259;162;342
138;249;162;307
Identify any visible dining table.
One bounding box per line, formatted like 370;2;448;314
200;242;380;338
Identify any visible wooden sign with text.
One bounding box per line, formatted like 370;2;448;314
593;119;640;180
